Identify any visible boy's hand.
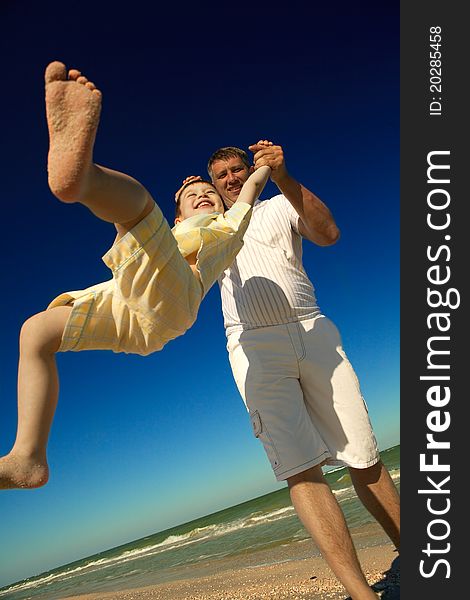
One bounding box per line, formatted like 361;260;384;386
248;140;289;185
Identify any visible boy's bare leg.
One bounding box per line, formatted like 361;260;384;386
1;64;159;490
288;466;378;599
0;307;71;489
45;61;154;236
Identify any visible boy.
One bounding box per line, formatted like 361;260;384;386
0;61;270;490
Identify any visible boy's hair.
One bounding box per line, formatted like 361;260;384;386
175;178;217;218
207;147;251;178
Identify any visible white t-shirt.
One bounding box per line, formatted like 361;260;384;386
219;194;321;333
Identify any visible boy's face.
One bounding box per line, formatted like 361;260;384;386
175;181;225;224
210;157;252;208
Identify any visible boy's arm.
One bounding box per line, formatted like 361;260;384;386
235;165;271;207
213;165;271;238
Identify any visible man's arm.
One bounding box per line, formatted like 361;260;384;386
249;141;340;246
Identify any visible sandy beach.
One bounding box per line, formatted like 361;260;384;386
62;523;399;600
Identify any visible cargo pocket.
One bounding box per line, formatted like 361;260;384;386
250;410;262;437
249;410;281;471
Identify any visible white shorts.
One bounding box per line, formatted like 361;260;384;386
227;316;380;481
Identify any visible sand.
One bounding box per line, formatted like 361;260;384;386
62;523;399;600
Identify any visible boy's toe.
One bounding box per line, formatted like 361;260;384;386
68;69;82;81
45;61;67;84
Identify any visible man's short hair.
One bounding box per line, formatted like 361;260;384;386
175;178;215;218
207;147;251;178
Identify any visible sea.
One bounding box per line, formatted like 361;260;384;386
0;445;400;600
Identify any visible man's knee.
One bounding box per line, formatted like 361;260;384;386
349;460;383;484
287;464;325;488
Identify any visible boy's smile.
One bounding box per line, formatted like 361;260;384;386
176;181;224;222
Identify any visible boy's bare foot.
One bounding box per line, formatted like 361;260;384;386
45;60;102;202
0;453;49;490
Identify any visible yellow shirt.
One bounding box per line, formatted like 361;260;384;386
172;202;252;295
48;201;252;355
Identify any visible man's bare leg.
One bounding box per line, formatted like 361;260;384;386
0;307;71;489
45;61;154;235
288;466;378;599
349;461;401;550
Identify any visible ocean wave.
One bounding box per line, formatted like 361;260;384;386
248;507;294;523
324;465;347;475
2;468;400;597
0;559;111;597
0;505;299;596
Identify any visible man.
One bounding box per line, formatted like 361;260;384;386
205;140;400;599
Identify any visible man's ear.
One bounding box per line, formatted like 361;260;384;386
249;165;255;174
174;216;182;225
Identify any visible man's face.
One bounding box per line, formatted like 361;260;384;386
175;181;224;223
210;157;251;208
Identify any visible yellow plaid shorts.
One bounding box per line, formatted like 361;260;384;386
48;203;203;356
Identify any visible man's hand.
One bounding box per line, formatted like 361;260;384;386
249;139;339;246
248;140;288;185
175;175;203;202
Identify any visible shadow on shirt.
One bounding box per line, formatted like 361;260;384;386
229;274;318;328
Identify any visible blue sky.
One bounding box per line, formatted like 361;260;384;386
0;1;399;588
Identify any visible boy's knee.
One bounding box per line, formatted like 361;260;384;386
20;313;46;350
20;311;63;355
